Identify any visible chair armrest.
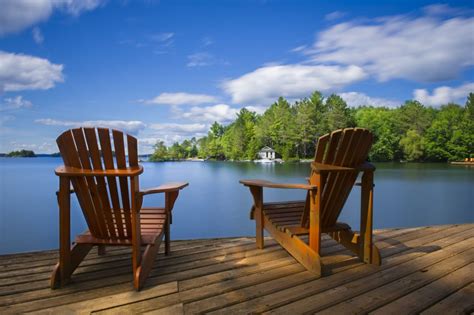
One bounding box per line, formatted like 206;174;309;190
139;182;189;196
55;189;75;196
240;179;317;190
311;161;376;173
311;162;355;173
55;165;143;177
358;161;376;171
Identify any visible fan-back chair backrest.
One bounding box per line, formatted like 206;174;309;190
56;127;139;240
304;128;373;228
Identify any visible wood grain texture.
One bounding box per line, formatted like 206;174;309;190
0;224;471;314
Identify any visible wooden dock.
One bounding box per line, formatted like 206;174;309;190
0;224;472;314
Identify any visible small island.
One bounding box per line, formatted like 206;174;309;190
5;150;36;158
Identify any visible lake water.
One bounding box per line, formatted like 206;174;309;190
0;157;473;254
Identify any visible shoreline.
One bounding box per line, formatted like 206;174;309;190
2;156;471;165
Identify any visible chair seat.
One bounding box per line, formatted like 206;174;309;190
263;201;351;236
75;207;167;245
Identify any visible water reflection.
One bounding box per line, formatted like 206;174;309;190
0;158;472;254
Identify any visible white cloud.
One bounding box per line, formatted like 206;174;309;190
139;92;218;106
122;32;175;53
35;119;146;134
413;82;474;106
0;0;52;36
178;104;239;123
149;32;174;49
9;141;55;153
201;36;214;47
139;123;209;151
222;64;367;105
422;4;466;16
187;52;215;67
59;0;106;16
310;7;474;82
0;51;64;92
291;45;307;53
245;105;267;115
325;11;346;21
138;137;170;153
0;0;105;36
32;27;44;44
149;123;208;134
290;45;307;52
2;95;33;110
339;92;400;108
139;134;204;152
150;32;174;42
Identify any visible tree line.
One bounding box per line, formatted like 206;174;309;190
149;92;474;162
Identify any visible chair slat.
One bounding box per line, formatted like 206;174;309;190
303;128;375;229
323;130;342;164
301;133;330;227
324;130;374;227
71;128;107;238
57;131;100;236
98;128;125;239
127;135;138;167
314;134;330;163
321;129;355;226
325;129;365;226
113;130;132;237
83;128;115;238
319;130;342;219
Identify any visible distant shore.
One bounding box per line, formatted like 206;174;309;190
2;155;471;165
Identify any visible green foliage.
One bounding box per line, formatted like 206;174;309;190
325;94;354;130
150;92;474;162
223;108;258;160
6;150;36;157
148;141;168;161
355;107;401;161
400;129;424;161
423;103;470;161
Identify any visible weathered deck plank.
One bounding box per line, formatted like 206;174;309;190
370;263;473;315
420;282;474;314
210;224;473;314
0;224;472;314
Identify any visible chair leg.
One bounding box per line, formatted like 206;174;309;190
164;191;178;255
249;187;264;249
51;243;92;289
255;209;264;249
359;170;381;265
134;242;161;290
264;216;322;276
328;229;382;266
52;176;92;288
328;230;361;257
165;218;170;256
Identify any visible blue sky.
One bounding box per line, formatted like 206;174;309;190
0;0;473;153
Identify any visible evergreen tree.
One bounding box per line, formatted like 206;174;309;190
325;94;353;131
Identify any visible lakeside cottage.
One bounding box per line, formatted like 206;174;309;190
258;146;276;159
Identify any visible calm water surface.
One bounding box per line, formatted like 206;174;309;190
0;157;472;254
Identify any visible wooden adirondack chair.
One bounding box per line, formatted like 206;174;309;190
240;128;381;276
51;127;188;290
